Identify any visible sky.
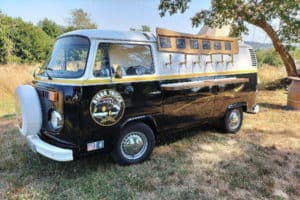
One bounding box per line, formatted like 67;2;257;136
0;0;270;43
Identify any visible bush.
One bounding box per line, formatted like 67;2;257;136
256;49;283;67
38;18;64;39
0;13;53;64
0;31;12;63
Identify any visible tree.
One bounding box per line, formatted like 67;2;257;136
130;25;151;32
0;12;52;63
38;18;64;38
67;9;97;30
159;0;300;77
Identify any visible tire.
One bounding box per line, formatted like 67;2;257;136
222;108;243;133
111;122;155;165
15;85;42;136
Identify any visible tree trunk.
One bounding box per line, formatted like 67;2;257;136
254;21;298;77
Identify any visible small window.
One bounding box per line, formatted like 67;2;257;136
225;42;232;50
176;38;186;49
160;37;171;48
190;39;199;49
202;40;211;50
109;44;154;76
93;44;111;77
214;41;222;50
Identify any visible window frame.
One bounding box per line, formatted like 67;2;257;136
92;43;113;79
40;35;91;79
202;40;211;50
92;42;155;78
214;41;222;50
190;39;199;49
224;41;232;51
176;38;186;49
159;37;172;48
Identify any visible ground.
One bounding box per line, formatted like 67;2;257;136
0;65;300;199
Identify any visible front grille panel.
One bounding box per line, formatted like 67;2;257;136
38;89;49;99
249;49;257;67
36;87;52;130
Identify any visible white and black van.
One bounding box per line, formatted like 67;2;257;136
15;28;259;165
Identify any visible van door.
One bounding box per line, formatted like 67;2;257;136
107;43;162;121
160;77;215;131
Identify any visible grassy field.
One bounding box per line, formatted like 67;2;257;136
0;64;38;117
0;65;300;199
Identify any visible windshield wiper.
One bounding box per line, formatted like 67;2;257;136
45;68;53;80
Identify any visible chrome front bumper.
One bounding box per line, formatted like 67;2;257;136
247;104;260;114
26;135;73;161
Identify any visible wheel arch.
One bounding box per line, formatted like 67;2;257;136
120;115;158;137
227;102;247;112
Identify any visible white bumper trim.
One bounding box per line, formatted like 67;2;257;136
247;104;260;114
27;135;73;161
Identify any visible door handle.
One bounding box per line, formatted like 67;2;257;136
149;91;161;95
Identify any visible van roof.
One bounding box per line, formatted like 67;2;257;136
60;29;157;42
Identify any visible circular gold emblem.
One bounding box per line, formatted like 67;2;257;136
90;89;125;126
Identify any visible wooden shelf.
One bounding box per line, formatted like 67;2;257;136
156;28;239;55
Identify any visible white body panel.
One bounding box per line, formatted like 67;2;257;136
39;29;257;85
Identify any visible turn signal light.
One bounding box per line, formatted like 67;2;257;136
48;91;58;102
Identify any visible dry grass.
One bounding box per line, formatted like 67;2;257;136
258;65;287;84
0;65;299;200
0;64;38;116
0;90;299;200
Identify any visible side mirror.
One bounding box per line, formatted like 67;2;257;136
113;64;123;79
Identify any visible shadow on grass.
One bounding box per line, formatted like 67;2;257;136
156;122;222;146
258;78;290;90
1;123;300;199
259;102;288;110
0;123;223;185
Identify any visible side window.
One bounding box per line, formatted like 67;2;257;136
176;38;186;49
160;37;171;48
202;40;211;50
190;39;199;49
109;44;154;76
93;44;111;77
214;41;222;50
224;42;232;50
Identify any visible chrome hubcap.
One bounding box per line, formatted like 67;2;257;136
121;132;148;160
228;110;241;130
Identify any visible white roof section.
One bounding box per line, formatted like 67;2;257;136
198;25;232;37
60;29;157;42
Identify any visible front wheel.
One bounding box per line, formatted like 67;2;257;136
222;108;243;133
111;122;155;165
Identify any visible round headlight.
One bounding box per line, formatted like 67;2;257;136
50;110;63;130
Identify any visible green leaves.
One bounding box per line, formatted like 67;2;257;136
38;18;64;39
0;13;52;64
159;0;300;43
67;9;97;29
159;0;299;76
0;8;97;64
158;0;191;17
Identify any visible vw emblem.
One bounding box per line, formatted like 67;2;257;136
90;89;125;126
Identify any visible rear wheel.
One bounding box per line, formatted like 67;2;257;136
111;122;155;165
222;108;243;133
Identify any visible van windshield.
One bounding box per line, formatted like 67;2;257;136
40;36;90;78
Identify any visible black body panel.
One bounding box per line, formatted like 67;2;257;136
34;72;257;158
